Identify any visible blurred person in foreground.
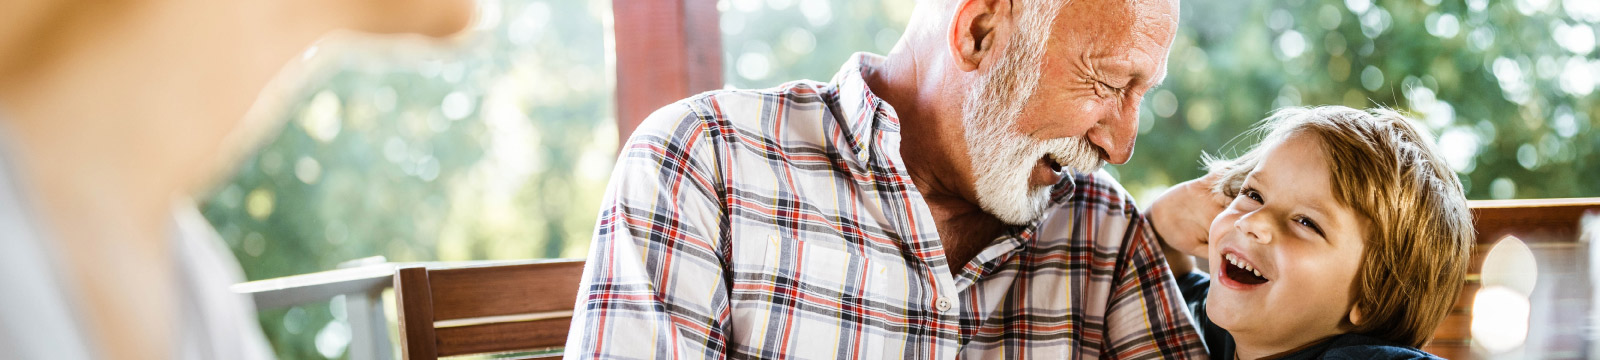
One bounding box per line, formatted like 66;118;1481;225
568;0;1204;358
0;0;473;359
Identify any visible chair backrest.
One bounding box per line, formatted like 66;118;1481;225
394;259;586;360
1422;198;1600;359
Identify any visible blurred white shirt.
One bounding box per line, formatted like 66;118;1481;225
0;123;273;360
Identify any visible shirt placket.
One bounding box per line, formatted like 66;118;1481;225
862;119;968;360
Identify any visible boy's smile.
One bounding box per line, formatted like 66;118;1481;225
1204;132;1372;359
1218;249;1270;287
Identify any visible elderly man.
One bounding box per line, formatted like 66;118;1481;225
567;0;1200;358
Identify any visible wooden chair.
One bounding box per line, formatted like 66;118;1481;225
1422;198;1600;359
393;259;586;360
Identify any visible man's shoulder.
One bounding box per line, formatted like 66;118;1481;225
614;78;851;177
629;80;841;149
1051;169;1139;214
1031;169;1145;248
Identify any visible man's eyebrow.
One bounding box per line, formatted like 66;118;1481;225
1128;63;1166;91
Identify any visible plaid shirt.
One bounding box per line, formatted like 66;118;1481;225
566;53;1205;360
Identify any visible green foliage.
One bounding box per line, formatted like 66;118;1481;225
1119;0;1599;202
720;0;915;86
201;0;614;358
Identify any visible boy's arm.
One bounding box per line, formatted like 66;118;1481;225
1159;238;1200;275
1147;172;1230;274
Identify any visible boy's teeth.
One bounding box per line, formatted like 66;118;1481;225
1224;253;1262;276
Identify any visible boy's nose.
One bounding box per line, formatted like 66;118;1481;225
1235;212;1274;244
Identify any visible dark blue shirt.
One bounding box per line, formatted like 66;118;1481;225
1175;271;1442;360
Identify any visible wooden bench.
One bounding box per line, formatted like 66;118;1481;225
237;198;1600;359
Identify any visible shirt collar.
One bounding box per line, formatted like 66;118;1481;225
830;52;898;158
1004;172;1080;243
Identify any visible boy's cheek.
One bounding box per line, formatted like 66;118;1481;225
1204;291;1253;331
1206;212;1236;249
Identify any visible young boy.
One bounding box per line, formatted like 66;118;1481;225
1147;106;1475;359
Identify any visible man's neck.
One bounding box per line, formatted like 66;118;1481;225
921;196;1009;270
863;45;1009;273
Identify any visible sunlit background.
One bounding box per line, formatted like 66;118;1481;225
200;0;1600;358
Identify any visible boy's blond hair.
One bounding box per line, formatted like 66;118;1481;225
1204;106;1475;348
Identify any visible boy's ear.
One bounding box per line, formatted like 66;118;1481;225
1348;306;1365;326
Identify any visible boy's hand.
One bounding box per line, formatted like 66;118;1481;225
1149;172;1231;262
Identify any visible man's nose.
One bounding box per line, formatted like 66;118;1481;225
1086;105;1140;164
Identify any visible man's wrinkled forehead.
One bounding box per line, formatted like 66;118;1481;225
1053;0;1180;27
1066;0;1178;45
1049;0;1179;77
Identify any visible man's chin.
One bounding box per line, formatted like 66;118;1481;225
980;185;1055;225
1072;164;1105;178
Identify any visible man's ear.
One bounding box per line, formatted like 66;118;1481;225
947;0;1012;72
1348;305;1365;326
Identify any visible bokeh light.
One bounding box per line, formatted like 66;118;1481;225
1472;236;1539;354
1471;286;1532;354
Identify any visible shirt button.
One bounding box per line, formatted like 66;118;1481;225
935;297;953;313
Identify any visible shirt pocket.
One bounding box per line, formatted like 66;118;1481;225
732;233;867;359
793;240;856;296
787;239;869;360
739;233;863;296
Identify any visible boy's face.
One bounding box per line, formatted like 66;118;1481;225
1205;132;1371;351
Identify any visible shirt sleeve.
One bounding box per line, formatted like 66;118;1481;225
564;100;732;360
1102;202;1209;359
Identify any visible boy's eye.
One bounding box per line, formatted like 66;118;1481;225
1239;187;1263;203
1295;215;1325;237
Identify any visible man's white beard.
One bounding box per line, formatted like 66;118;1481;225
962;39;1105;225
